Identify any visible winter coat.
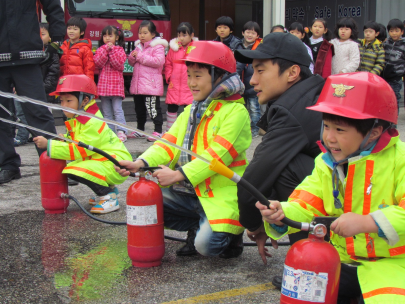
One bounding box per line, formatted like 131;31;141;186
164;38;197;106
94;44;126;99
330;38;360;75
60;39;95;80
238;75;325;231
48;100;131;187
0;0;65;68
239;38;262;97
40;45;60;103
140;93;251;234
357;38;385;75
128;37;168;96
265;129;405;304
383;37;405;81
307;37;334;79
213;34;244;52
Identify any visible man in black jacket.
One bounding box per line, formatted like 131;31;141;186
0;0;65;184
234;33;324;285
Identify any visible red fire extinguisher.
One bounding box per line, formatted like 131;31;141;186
126;169;165;267
280;223;341;304
39;152;69;214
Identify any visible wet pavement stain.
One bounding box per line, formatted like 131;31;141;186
0;207;286;304
54;240;131;301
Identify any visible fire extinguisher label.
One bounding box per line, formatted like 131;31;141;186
127;205;158;226
281;264;328;302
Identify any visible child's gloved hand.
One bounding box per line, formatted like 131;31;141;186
33;136;48;149
255;200;285;226
115;159;144;177
152;165;185;186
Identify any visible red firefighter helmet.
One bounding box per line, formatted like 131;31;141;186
174;41;236;73
307;72;398;124
50;75;98;98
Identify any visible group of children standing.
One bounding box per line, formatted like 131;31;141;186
284;17;404;113
30;15;404;148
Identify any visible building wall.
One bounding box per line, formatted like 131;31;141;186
169;0;201;39
284;0;376;39
376;0;405;28
169;0;236;41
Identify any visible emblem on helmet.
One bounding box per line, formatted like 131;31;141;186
59;77;67;85
332;84;355;97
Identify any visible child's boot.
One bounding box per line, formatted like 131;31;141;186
89;186;120;205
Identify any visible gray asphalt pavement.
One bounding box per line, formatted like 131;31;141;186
1;96;404;304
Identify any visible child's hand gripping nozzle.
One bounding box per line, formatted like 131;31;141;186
209;158;341;303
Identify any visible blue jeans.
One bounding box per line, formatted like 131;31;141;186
162;187;233;256
13;100;29;141
100;96;127;133
387;79;403;113
245;96;261;135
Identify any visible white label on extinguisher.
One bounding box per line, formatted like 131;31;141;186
127;205;158;226
281;264;328;302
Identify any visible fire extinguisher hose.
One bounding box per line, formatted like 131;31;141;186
64;194;127;225
64;194;291;246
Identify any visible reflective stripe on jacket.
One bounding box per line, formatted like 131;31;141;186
48;100;131;187
140;95;251;234
265;129;405;303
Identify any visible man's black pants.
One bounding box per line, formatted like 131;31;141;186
0;64;56;171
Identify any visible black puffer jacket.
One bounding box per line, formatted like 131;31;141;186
383;38;405;81
213;34;244;52
40;45;60;103
237;75;325;231
0;0;65;68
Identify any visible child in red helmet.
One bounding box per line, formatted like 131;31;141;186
33;75;132;214
117;41;251;259
256;72;405;303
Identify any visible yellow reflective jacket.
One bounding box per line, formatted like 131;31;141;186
265;130;405;303
140;95;251;234
48;100;132;187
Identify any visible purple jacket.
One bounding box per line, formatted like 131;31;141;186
128;37;168;96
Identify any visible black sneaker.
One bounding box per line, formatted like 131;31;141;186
176;228;198;256
0;169;21;184
219;233;244;259
272;275;282;290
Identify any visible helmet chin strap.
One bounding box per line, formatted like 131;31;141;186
211;65;215;88
78;92;95;111
210;65;231;91
320;119;379;209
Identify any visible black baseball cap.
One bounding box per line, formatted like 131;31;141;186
235;32;312;67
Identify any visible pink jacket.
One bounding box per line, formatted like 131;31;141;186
128;37;168;96
164;38;198;106
94;44;126;98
